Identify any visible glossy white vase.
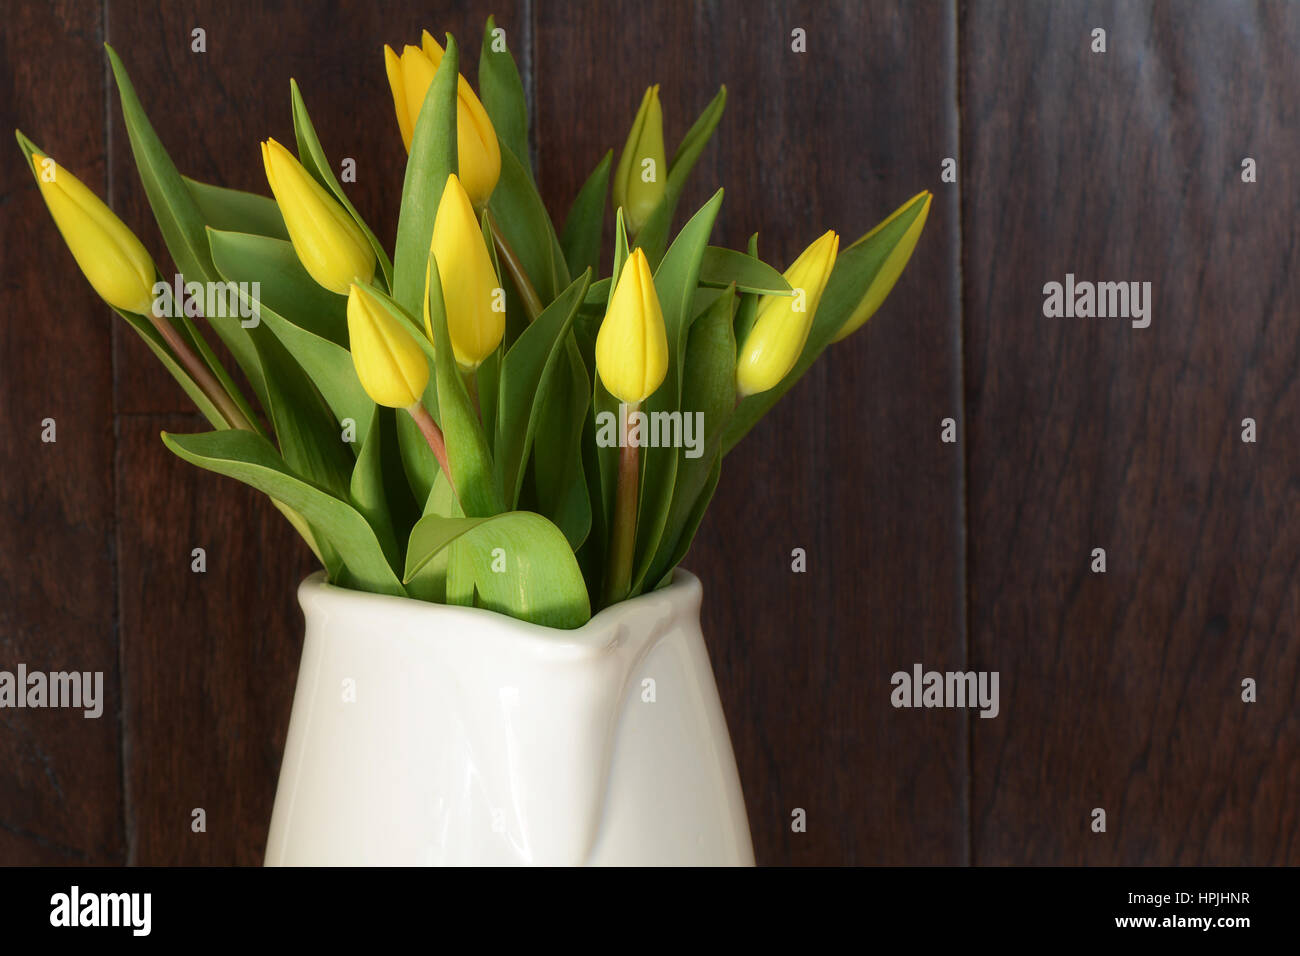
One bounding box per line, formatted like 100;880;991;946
264;569;753;866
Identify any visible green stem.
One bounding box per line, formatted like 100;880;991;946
603;401;640;608
486;212;544;323
148;313;256;432
407;401;459;507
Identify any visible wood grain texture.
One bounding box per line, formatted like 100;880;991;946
1;0;1297;867
115;414;316;864
0;0;125;864
960;0;1300;863
536;0;967;864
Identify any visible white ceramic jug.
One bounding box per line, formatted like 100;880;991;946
265;570;754;865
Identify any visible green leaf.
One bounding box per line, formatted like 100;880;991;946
424;260;503;517
161;429;405;597
395;410;437;507
634;86;727;268
576;410;608;608
590;377;621;572
495;271;590;505
290;79;394;289
403;516;486;579
732;233;762;346
580;277;612;315
608;207;631;310
723;192;930;453
645;286;736;586
666;87;728;196
488;146;568;305
392;35;459;315
208;229;373;446
699;246;789;295
106;46;216;283
560;150;612;278
206;227;347;344
426;456;462;517
574;210;626;376
14;130;43;174
476;207;503;437
403;511;591;629
477;349;501;453
445;539;475;606
690;284;731;322
404;468;460;602
183;177;287;240
653;453;720;591
349;405;400;572
244;323;350;580
250;322;355;501
478;15;531;179
532;339;593;551
376;405;421;545
631;189;724;590
105;44;266;423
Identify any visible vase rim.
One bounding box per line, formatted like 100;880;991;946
297;567;701;649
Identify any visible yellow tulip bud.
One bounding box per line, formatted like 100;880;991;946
261;138;375;295
28;151;156;315
428;173;504;370
347;283;430;409
831;190;931;342
595;248;668;404
612;85;667;235
383;30;502;207
736;229;840;397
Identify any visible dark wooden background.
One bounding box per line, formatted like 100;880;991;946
1;0;1296;865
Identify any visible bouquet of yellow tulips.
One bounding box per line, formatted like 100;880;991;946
17;20;929;628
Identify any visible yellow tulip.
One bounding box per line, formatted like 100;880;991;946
383;30;501;207
261;138;375;295
736;229;840;397
832;191;931;342
595;248;668;404
28;151;156;315
347;283;430;409
427;174;504;370
612;85;666;235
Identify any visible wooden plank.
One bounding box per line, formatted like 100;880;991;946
0;0;124;864
537;0;967;864
961;1;1300;863
115;415;318;864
